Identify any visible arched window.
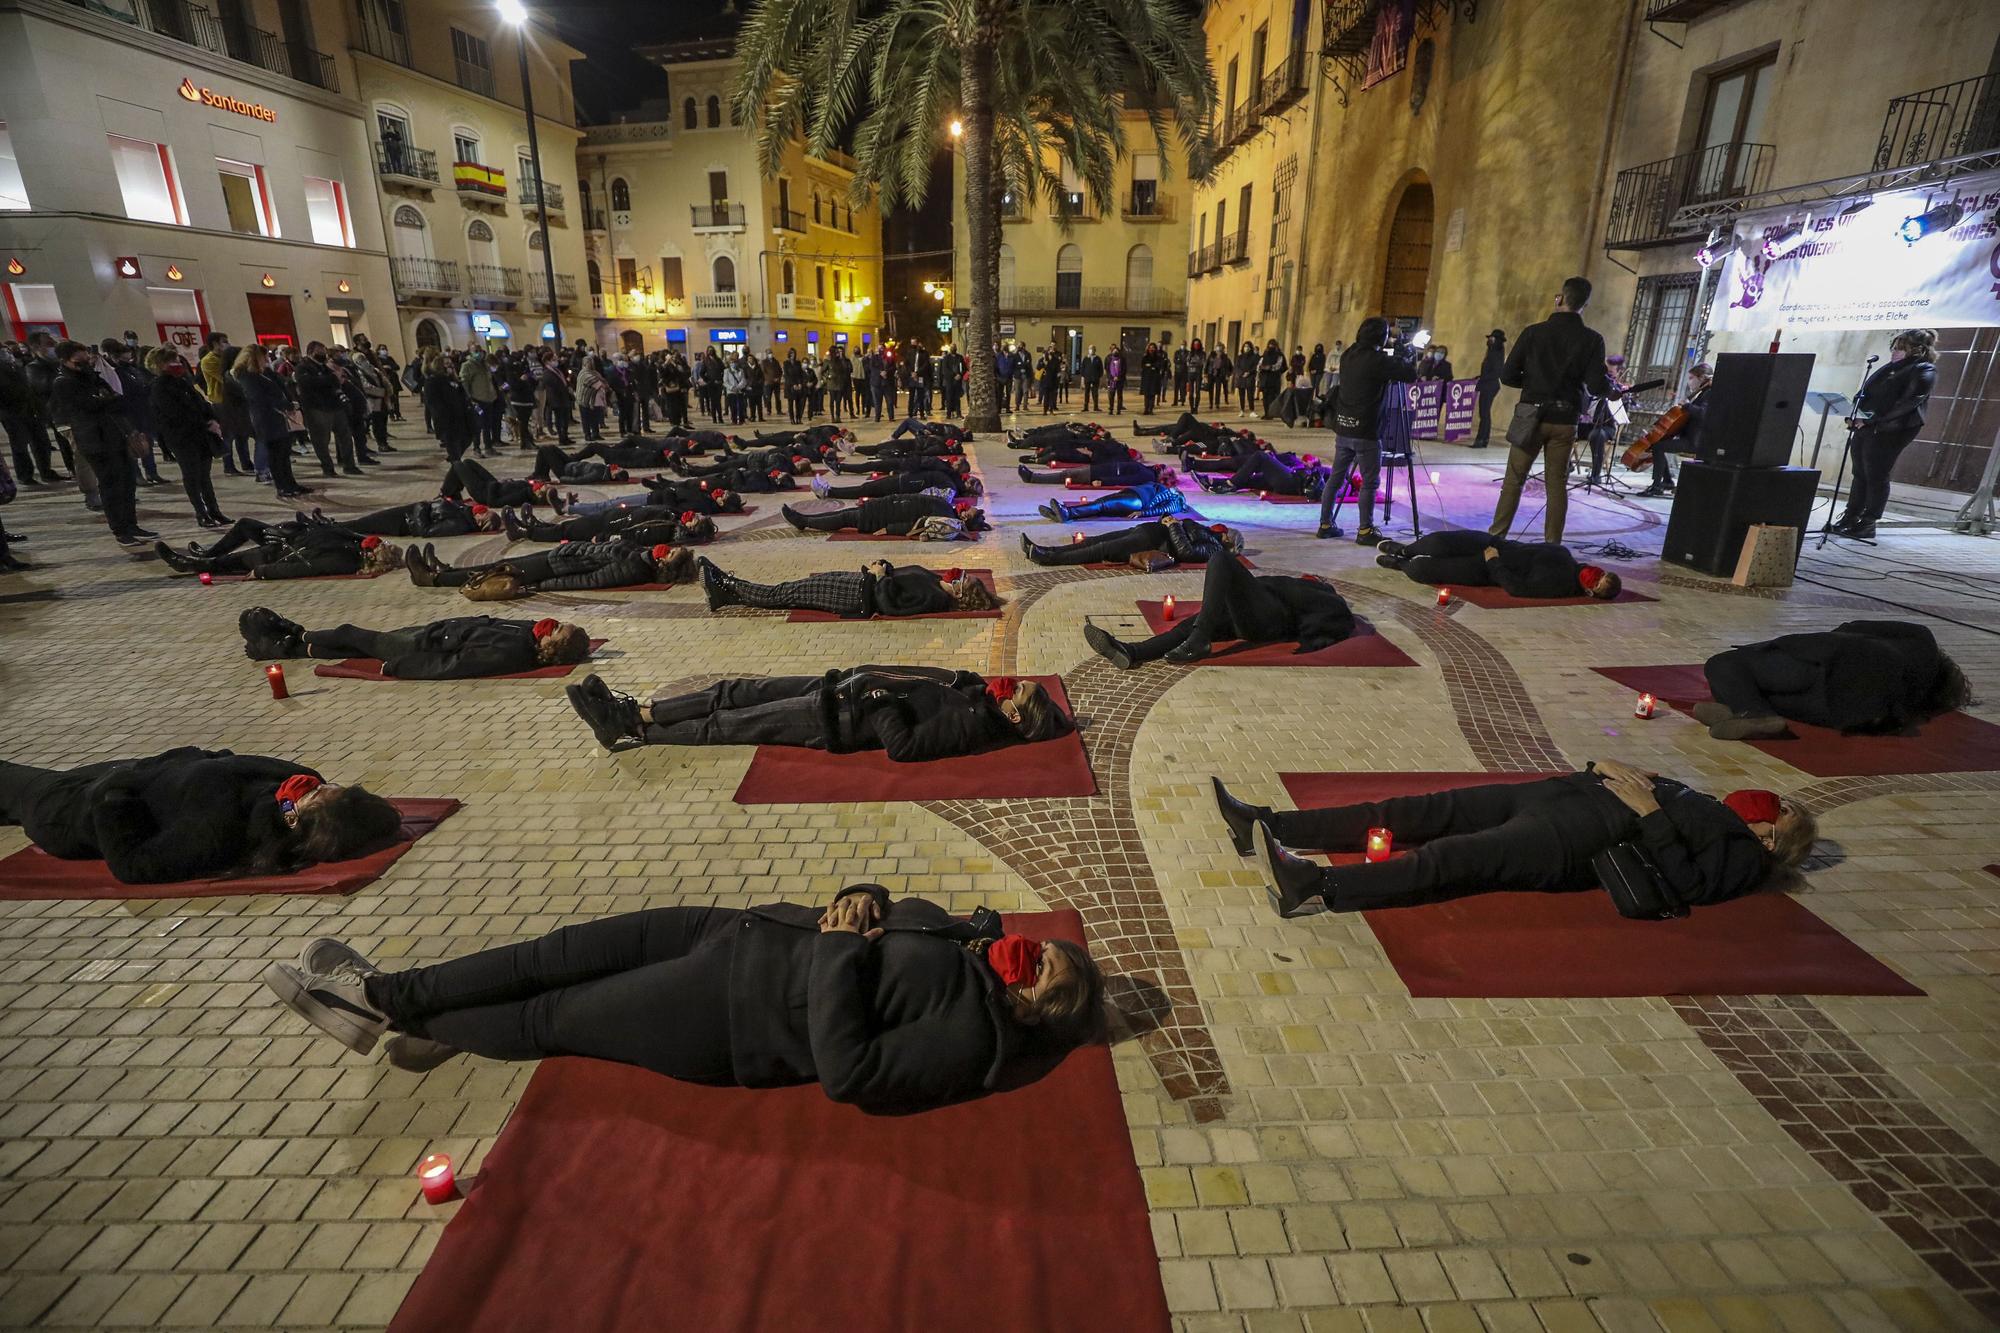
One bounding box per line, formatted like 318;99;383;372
1124;243;1154;310
391;204;428;259
706;95;721;128
415;317;444;351
812;192;822;224
815;266;826;300
997;243;1016;296
528;228;546;251
610;177;631;212
843;203;852;232
782;259;795;294
713;255;736;293
466;218;498;268
1054;243;1083;310
683;97;697;129
587;258;602;295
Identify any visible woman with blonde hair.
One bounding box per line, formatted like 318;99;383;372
1832;328;1938;540
231;343;310;499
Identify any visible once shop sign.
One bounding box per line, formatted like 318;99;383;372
177;78;278;124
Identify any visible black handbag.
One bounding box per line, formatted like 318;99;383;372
1504;399;1542;448
1591;840;1689;921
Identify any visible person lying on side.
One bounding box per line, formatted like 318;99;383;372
154;520;405;580
1037;481;1192;523
238;607;591;679
565;667;1069;760
1697;619;1970;740
1085;556;1355;668
0;747;402;884
781;494;987;536
1015;458;1163;488
331;498;503;538
500;504;716;546
1020;517;1241;568
1007;421;1107;449
743;422;851;456
439;456;566;510
639;475;745;514
697;557;1001;618
1211;759;1817;919
812;467;981;500
407;538;693;592
1376;531;1624;600
890;417;973;444
264;885;1104;1112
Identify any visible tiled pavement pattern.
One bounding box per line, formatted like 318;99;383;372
2;411;1998;1331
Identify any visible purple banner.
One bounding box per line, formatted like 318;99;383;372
1363;0;1415;91
1441;378;1480;441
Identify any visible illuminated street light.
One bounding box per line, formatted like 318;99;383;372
949;119;963;139
501;0;562;345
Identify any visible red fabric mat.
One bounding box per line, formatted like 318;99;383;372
826;531;913;541
734;675;1095;803
1257;491;1318;504
1135;601;1416;668
1277;773;1921;998
1591;664;2000;777
786;572;1001;622
0;798;460;902
313;639;607;681
208;571;384;583
1083;558;1253;570
1448;583;1657;608
387;909;1167;1333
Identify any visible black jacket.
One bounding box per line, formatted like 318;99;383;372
1855;358;1936;433
22;747;313;883
47;365;130;450
1196;556;1356;652
293;356;344;412
1155;518;1231;564
1716;619;1946;732
520;540;657;591
149;371;217;450
345;499;479;538
727;887;1019;1108
236;369;293;446
1630;779;1770;909
1501;310;1611;417
378;617;541;679
1485;540;1586;599
853;493;957;534
1331;343;1418;439
865;564;956;617
251;523;368;580
817;665;1009;761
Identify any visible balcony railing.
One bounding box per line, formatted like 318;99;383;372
389;257;461;300
1224;98;1261;147
375;142;439;186
776;293;823;318
456;58;496;99
1187;249;1203;278
1604;141;1775;249
57;0;330;89
1054;193;1095;221
352;4;410;66
996;285;1185;314
454;162;507;199
1644;0;1744;20
771;206;806;233
694;292;748;317
583;208;608;231
527;272;580;307
1124;191;1175;222
1257;49;1311;117
467;264;523;300
1000;194;1026;221
1322;0;1381;64
1197;243;1221;273
518;180;564;213
691;202;746;229
1875;73;2000;171
1220;231;1249;265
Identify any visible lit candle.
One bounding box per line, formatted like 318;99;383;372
199;571;213;586
1634;692;1656;719
1162;594;1176;621
1365;828;1393;862
1436;587;1451;607
266;664;288;700
1071;532;1084;545
417;1153;456;1204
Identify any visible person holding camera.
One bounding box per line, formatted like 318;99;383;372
1490;277;1615;545
1830;329;1938;541
1317;317;1418;545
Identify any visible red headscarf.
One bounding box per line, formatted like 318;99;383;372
1578;564;1607;592
274;774;321;810
985;934;1043;986
984;674;1017;706
530;618;558;639
1723;789;1781;825
651;543;673;560
470;503;490;518
359;535;382;551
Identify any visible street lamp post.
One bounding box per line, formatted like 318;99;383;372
500;0;562;348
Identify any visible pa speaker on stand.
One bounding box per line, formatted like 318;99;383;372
1662;462;1821;576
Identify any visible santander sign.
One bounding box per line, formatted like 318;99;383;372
178;77;277;123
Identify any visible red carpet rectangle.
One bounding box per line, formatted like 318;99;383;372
1135;601;1416;668
1257;491;1318;504
0;798;460;902
1448;584;1657;608
313;640;608;681
1591;664;2000;777
1084;558;1253;570
734;675;1095;803
826;531;913;541
785;571;1001;622
1276;772;1921;998
387;909;1168;1333
209;571;384;583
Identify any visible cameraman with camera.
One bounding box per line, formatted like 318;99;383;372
1490;276;1615;544
1317;317;1419;544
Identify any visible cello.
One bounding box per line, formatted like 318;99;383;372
1622;402;1686;471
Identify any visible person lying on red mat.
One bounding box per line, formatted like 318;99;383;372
1375;531;1623;600
238;608;591;680
1211;759;1818;920
265;884;1105;1111
405;538;694;594
0;749;401;884
1698;619;1969;741
696;557;1001;619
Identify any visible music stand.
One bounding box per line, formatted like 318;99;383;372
1804;391;1854;469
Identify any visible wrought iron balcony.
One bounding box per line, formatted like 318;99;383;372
1644;0;1744;20
390;257;461;300
1604;141;1774;249
60;0;334;88
1055;192;1095;221
771;205;806;233
528;272;580;307
583;208;608;232
467;264;523;301
1199;243;1222;273
694;292;748;317
1258;49;1310;117
691;202;746;229
1124;191;1175;222
1219;230;1249;265
375;142;438;187
1224;98;1261;147
518;180;564;214
454;161;507;200
1875;73;2000;171
1187;249;1203;278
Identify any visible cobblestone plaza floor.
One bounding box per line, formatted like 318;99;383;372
2;410;1997;1331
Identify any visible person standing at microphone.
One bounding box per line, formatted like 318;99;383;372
1830;329;1937;540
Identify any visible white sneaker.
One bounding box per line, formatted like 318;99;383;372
300;937;381;986
810;475;831;498
264;961;390;1055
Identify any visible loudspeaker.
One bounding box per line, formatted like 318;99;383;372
1663;461;1821;575
1703;352;1815;468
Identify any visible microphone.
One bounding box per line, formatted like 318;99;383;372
1865;354;1880;364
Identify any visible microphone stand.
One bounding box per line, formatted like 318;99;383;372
1815;355;1879;550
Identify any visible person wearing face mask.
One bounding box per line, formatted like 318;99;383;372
295;341;363;476
1491;276;1616;544
1830;329;1940;540
46;341;152;545
1215;759;1819;921
145;346;229;528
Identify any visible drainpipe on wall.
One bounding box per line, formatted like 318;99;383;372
1580;0;1646;276
1283;32;1334;351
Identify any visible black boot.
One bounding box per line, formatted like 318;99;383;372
566;674;642;751
1211;778;1271;857
1256;824;1327;919
1084;623;1136;670
697;557;734;611
153;541;202;575
1163;630;1212;664
239;607;306;660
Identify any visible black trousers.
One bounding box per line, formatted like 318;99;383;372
0;759;118;859
642;677;830;747
794;505;866;532
1399;530;1497;587
164;438;222;521
369;905;741;1080
1031;522;1171;566
301;624;420;659
1843;424;1920;526
78;439;138;538
1704;647;1819;720
1268;777;1629;910
1107;382;1124;414
1057;493;1152;520
441;458;533;507
433;550;561;587
2;412;56;481
1473;379;1498;444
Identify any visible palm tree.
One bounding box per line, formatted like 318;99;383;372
735;0;1215;431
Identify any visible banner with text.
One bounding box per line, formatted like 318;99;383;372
1710;168;2000;333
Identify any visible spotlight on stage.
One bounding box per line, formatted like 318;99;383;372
1695;231;1723;268
1762;221;1809;260
1898;200;1966;244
